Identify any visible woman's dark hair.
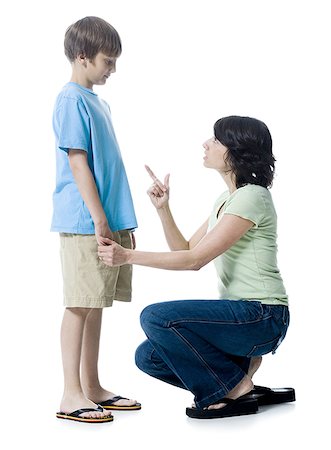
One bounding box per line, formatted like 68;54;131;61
64;16;122;62
214;116;276;188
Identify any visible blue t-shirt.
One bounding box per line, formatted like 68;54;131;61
51;82;138;233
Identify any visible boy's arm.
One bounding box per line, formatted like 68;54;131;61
68;149;113;244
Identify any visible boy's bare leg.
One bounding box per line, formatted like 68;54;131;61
81;308;138;407
60;307;112;418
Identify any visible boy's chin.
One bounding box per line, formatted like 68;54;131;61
94;79;107;86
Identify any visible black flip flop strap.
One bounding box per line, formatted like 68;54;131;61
109;395;129;402
70;405;103;417
209;397;235;407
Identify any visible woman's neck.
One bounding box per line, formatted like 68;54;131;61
220;171;237;194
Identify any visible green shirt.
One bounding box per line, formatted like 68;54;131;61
208;184;288;305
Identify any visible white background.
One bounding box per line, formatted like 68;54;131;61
1;0;330;448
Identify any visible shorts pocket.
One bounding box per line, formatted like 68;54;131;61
246;335;281;357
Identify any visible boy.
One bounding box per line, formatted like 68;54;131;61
51;16;141;423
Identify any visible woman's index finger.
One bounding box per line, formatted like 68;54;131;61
145;164;158;181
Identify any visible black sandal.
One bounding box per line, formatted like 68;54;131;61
186;396;258;419
243;385;296;406
56;405;114;423
99;395;142;411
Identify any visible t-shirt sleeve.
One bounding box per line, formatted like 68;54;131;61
55;97;91;153
223;188;264;228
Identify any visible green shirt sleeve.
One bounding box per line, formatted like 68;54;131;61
223;185;266;228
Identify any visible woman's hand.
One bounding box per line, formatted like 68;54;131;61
98;239;130;266
145;165;170;209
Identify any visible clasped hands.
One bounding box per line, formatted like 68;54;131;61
98;165;169;267
98;238;130;267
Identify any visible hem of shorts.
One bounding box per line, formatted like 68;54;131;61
114;289;132;302
64;297;115;308
114;297;132;302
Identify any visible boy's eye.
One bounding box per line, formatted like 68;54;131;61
105;60;114;66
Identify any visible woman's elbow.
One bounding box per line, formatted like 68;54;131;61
190;258;207;271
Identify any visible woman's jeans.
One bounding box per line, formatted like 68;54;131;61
135;299;289;409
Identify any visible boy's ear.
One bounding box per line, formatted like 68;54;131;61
77;53;87;67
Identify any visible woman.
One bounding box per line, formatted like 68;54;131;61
98;116;293;419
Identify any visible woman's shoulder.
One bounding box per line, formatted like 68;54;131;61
212;190;230;208
231;184;271;202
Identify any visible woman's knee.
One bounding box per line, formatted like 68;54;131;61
140;301;177;331
135;340;153;373
140;303;161;331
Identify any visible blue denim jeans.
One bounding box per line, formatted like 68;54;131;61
135;299;289;409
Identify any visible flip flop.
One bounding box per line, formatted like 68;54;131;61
186;396;258;419
99;395;142;411
244;385;296;406
56;405;114;423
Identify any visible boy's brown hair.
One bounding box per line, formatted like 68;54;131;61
64;16;122;62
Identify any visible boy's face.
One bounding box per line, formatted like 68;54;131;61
78;52;118;88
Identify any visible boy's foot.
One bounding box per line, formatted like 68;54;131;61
99;395;142;410
56;405;114;423
59;395;113;420
86;387;141;410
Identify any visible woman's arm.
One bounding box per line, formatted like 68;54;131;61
98;213;253;270
156;205;209;251
145;165;208;250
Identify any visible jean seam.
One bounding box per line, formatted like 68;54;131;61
168;315;272;327
170;326;228;392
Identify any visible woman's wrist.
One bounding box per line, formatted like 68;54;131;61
157;203;171;215
125;248;135;264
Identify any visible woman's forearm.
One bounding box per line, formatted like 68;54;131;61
126;247;200;271
157;204;189;250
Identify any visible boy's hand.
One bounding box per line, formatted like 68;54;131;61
98;239;130;266
131;232;136;250
95;222;114;246
145;165;170;209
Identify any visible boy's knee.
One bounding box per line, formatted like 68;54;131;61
66;306;93;317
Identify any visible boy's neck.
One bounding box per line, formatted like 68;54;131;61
70;71;93;90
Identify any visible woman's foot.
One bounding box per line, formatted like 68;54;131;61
60;393;112;419
207;375;254;410
85;387;139;408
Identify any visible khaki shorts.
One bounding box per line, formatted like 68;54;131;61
60;230;133;308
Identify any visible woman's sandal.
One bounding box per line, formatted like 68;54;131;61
186;396;258;419
243;385;296;406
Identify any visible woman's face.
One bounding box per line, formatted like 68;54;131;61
203;137;229;172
